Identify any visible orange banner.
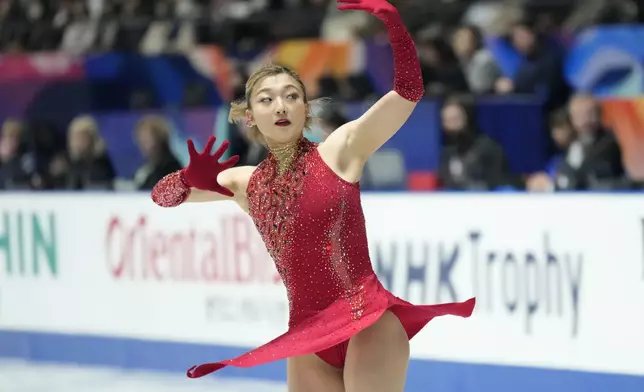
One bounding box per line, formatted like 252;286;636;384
602;99;644;179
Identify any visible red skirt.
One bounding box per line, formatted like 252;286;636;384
187;274;476;377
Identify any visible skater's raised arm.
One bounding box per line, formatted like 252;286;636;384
317;0;423;183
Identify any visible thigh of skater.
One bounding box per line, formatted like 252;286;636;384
287;353;345;392
344;310;410;392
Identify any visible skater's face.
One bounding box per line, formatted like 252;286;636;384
246;73;309;145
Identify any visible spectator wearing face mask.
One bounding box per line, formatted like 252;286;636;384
437;97;517;190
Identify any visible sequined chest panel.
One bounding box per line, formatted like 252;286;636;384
245;144;312;273
246;140;372;323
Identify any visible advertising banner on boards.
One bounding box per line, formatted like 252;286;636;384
0;193;643;390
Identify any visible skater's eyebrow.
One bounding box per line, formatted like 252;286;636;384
256;84;299;95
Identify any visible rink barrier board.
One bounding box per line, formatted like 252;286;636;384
0;330;643;392
1;193;644;391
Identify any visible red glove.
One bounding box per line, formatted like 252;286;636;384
337;0;424;102
337;0;401;35
151;136;239;208
182;136;239;196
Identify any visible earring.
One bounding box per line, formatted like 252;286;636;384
245;119;253;127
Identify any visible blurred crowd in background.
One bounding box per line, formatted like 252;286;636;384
0;0;643;193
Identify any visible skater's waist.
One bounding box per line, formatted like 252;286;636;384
283;268;374;297
286;273;386;326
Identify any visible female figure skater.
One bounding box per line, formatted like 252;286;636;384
151;0;476;390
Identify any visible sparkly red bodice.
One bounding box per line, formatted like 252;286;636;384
246;138;372;326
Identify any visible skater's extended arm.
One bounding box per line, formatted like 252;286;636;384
151;136;250;208
323;0;423;164
185;166;256;203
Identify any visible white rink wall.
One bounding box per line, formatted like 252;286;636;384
1;192;643;392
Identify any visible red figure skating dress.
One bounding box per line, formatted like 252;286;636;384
183;138;475;377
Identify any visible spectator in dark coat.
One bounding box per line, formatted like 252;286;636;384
0;119;39;189
527;94;626;191
438;97;518;190
50;115;116;190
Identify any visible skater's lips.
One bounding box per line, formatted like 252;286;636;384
275;119;291;126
